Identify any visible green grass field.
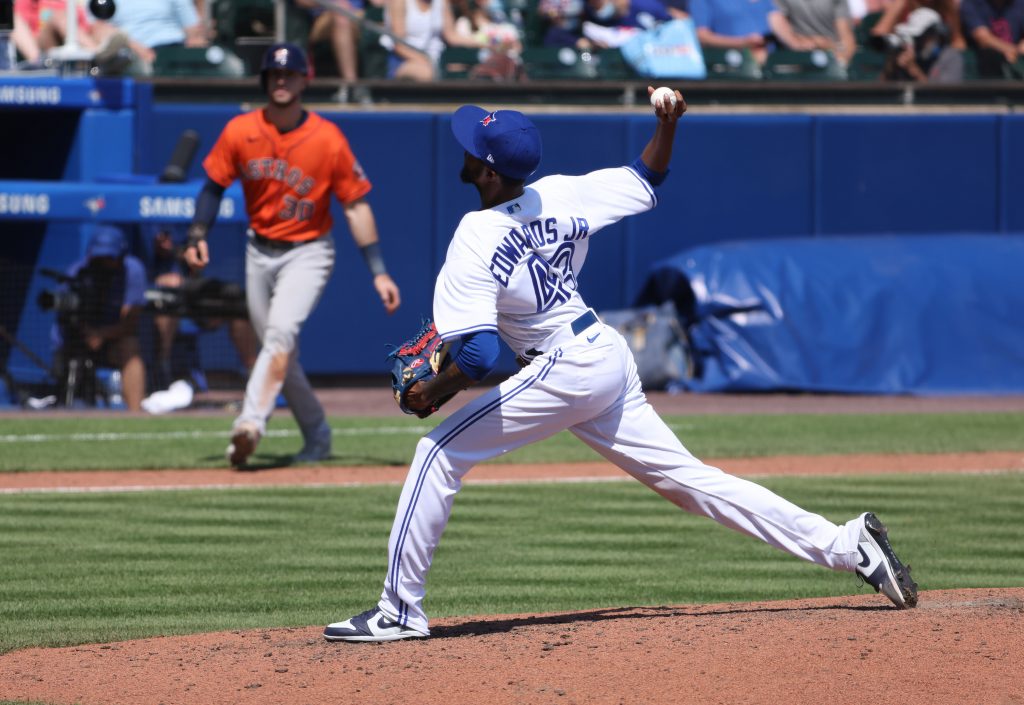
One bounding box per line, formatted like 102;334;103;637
0;411;1022;654
1;411;1022;471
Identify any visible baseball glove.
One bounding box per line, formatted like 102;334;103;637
388;318;455;418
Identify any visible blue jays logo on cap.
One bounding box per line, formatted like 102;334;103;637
451;105;542;181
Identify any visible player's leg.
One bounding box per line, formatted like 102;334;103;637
110;334;145;412
275;239;334;455
568;332;916;605
343;337;626;637
261;239;335;458
227;242;277;464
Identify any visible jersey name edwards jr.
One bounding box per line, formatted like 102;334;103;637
489;216;589;287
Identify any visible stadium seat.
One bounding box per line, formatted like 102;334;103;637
701;47;762;80
763;49;847;81
520;46;636;79
440;47;486;79
521;46;603;79
854;11;884;49
213;0;274;45
595;48;639;79
152;45;247;78
1004;56;1024;79
357;3;389;79
846;48;887;81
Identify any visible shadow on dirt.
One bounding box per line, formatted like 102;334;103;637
430;601;893;638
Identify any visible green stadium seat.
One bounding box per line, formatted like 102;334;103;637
763;49;847;81
440;47;486;79
595;48;639;80
854;11;884;49
701;47;763;80
846;48;886;81
1004;56;1024;79
152;45;247;78
213;0;274;45
357;4;389;79
521;46;605;79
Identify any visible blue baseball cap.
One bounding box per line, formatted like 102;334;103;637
87;225;126;258
451;106;542;181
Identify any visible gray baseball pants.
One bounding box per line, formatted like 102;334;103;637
235;235;335;441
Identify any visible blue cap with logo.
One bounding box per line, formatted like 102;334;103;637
87;224;127;258
451;106;542;181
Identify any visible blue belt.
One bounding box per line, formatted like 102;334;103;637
570;309;599;336
525;309;600;358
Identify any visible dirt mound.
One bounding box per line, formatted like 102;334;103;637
2;589;1021;705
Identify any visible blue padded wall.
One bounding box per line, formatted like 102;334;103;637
8;100;1023;380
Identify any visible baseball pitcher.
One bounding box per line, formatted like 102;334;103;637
324;88;917;642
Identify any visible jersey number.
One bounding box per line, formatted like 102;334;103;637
279;196;315;222
527;250;574;313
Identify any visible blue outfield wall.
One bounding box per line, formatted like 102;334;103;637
4;97;1023;381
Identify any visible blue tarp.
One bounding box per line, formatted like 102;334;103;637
636;235;1024;394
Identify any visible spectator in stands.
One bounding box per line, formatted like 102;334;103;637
449;0;524;79
452;0;522;50
581;0;672;48
383;0;491;81
89;0;211;76
847;0;896;26
12;0;99;64
293;0;365;96
587;0;672;29
662;0;690;19
50;225;146;412
689;0;781;64
870;0;965;81
538;0;590;47
960;0;1024;77
770;0;856;65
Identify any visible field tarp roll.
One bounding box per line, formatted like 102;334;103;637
636;234;1024;394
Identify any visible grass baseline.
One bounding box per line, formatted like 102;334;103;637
0;411;1022;472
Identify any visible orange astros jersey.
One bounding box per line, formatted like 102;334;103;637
202;109;372;242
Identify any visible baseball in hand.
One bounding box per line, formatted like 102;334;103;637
650;86;677;110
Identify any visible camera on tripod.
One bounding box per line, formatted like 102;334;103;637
36;268;90;325
871;33;909;55
144;277;248;320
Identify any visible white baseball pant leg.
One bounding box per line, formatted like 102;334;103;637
236;236;335;438
377;324;864;635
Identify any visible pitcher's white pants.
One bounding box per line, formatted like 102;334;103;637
377;323;864;635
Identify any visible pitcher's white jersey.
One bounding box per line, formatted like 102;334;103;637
432;166;657;356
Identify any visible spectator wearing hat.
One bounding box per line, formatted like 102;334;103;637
50;225;147;411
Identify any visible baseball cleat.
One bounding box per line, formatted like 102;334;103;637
226;422;260;468
324;607;426;643
292;420;332;463
856;512;918;609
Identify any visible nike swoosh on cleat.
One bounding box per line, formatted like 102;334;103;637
858;544;881;576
